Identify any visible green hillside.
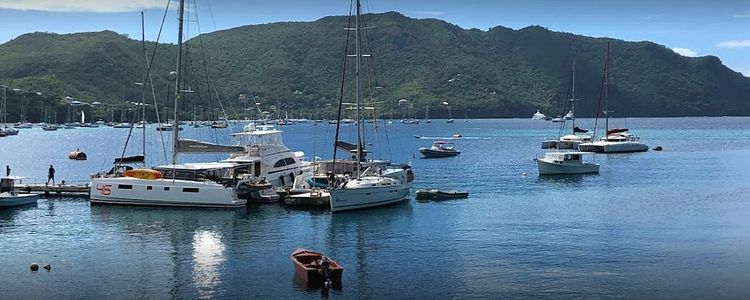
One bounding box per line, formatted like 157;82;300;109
1;12;749;122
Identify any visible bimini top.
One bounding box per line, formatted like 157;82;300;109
154;162;239;171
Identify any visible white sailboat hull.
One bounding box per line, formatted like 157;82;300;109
329;170;412;212
90;177;246;208
329;183;411;212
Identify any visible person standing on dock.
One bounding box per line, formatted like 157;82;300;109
5;165;9;177
46;165;55;186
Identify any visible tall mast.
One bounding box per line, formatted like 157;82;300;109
603;42;610;136
570;59;576;132
354;0;362;178
141;11;147;157
172;0;185;165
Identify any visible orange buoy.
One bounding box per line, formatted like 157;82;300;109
123;169;162;180
68;151;87;160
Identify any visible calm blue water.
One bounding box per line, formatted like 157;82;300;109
1;117;750;299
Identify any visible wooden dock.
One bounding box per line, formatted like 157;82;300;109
17;183;90;196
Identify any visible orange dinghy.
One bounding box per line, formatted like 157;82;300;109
123;169;162;180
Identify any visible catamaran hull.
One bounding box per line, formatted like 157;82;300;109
579;141;648;153
329;183;411;212
90;177;246;208
536;160;599;175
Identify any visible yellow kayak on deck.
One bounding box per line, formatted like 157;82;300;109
123;169;163;180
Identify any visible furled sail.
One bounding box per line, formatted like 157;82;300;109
177;139;245;153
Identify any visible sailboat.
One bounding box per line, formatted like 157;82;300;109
541;60;593;150
578;43;648;153
89;0;246;208
0;86;19;136
328;0;414;212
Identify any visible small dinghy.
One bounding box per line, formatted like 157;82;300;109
68;149;87;160
415;189;469;201
235;179;279;203
291;248;343;287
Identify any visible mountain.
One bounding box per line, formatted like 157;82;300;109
1;12;749;122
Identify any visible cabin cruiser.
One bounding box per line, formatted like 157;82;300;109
535;151;599;175
531;110;546;120
578;128;648;153
419;141;460;158
222;123;307;188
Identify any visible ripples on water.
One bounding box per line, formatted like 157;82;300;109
1;117;750;298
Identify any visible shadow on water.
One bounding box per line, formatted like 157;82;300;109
536;173;594;186
0;203;38;223
291;274;343;296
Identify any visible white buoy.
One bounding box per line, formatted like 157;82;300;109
522;172;527;176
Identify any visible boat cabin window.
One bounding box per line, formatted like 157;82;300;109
147;186;153;190
564;154;581;161
183;188;199;193
164;187;170;191
273;159;286;168
0;179;13;193
118;184;133;189
283;157;297;166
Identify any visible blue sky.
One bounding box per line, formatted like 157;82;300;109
1;0;749;75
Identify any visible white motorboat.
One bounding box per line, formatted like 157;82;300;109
328;0;413;212
89;0;246;209
564;110;573;120
419;141;460;158
531;109;546;120
535;152;599;175
1;177;39;208
223;123;306;188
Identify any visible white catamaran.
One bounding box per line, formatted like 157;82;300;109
89;0;245;208
328;0;413;212
578;42;648;153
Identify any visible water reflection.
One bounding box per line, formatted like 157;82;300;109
192;230;226;298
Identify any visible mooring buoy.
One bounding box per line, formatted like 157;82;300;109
43;264;51;271
30;263;39;271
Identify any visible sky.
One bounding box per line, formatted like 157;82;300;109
0;0;749;76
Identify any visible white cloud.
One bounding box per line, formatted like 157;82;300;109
716;40;750;48
672;47;697;57
415;11;446;16
734;11;750;18
0;0;166;13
